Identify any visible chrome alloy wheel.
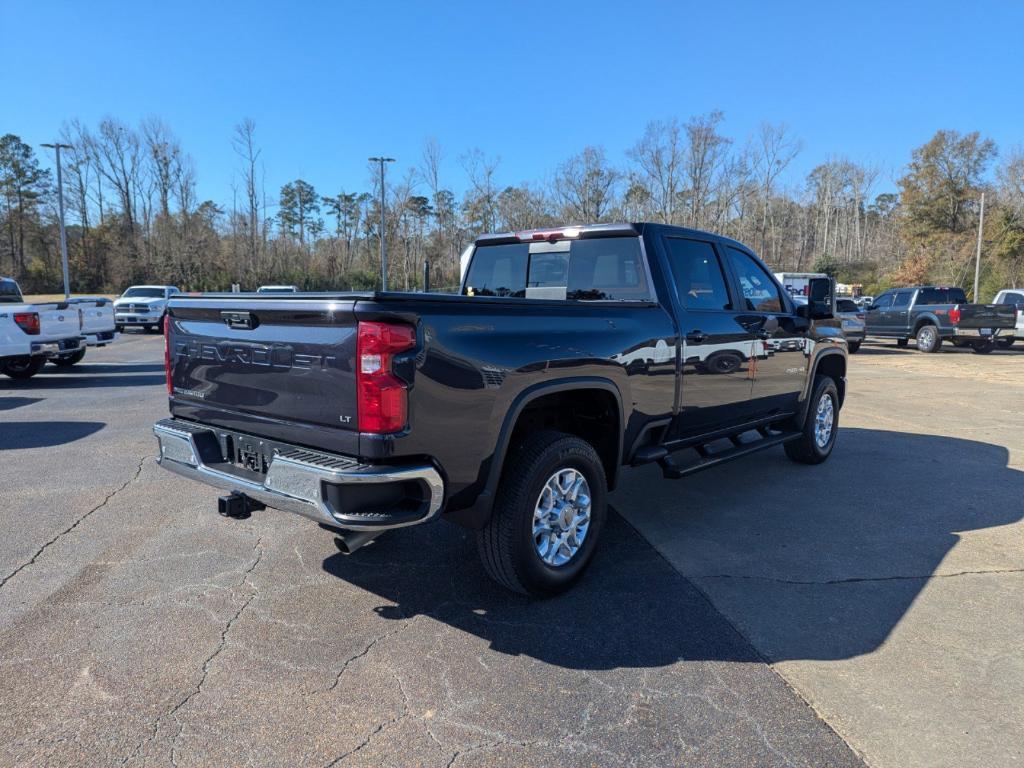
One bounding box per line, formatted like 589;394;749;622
918;326;936;350
532;468;592;567
814;393;835;449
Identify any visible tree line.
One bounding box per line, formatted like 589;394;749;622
1;114;1022;299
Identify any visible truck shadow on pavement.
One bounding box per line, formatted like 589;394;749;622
0;420;105;449
0;396;43;411
0;370;165;389
322;428;1022;669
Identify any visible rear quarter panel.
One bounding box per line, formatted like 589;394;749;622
359;296;679;510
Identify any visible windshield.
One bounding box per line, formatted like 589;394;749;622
0;279;23;303
122;287;165;299
463;237;650;301
836;299;859;312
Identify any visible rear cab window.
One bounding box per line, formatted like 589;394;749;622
463;237;652;301
916;287;967;305
0;279;23;303
999;291;1024;306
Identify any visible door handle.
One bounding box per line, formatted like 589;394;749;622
685;331;707;344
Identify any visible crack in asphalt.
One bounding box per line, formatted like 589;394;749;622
0;455;148;591
318;616;415;695
119;536;264;767
166;536;264;767
692;568;1024;586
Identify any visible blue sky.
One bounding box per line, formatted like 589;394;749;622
3;0;1022;209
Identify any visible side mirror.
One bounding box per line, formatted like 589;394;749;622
806;277;834;319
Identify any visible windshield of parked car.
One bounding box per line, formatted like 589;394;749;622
0;279;23;303
463;237;651;301
122;287;165;298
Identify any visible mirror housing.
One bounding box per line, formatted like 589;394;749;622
802;277;834;319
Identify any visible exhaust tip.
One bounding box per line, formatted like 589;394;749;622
334;530;382;555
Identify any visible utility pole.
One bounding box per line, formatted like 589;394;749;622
974;192;985;301
368;156;395;291
42;142;73;298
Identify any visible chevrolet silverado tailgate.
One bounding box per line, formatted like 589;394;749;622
166;295;361;435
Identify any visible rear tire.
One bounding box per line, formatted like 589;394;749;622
52;349;86;367
784;375;839;465
847;341;861;354
477;430;607;597
971;340;995;354
2;357;46;380
996;337;1015;349
915;324;942;353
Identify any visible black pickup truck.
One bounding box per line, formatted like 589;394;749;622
864;285;1016;353
154;223;847;595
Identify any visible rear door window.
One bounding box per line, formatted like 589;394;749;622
463;237;651;301
663;238;731;310
893;291;912;308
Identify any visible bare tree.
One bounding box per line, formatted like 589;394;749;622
554;146;620;224
628;119;683;224
232;119;262;273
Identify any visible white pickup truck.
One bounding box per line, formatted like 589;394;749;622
0;277;86;379
993;289;1024;349
53;297;118;366
113;285;180;332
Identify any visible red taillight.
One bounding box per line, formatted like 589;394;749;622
164;314;172;395
357;320;416;433
949;306;961;325
14;312;40;335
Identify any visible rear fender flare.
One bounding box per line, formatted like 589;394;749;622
462;377;625;528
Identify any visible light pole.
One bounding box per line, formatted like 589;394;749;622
42;142;73;298
973;192;985;301
368;156;394;291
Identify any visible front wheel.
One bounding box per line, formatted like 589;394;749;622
52;349;86;367
477;430;607;597
2;357;46;380
847;341;861;354
784;375;839;465
916;324;942;353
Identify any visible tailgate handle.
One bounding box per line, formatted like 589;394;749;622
221;311;259;330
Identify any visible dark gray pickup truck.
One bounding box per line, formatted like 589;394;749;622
864;285;1016;353
154;223;848;595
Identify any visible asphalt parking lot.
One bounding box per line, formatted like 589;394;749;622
1;334;1021;767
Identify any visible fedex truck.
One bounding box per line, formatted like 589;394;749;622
774;272;828;299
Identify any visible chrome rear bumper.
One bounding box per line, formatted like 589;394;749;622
153;419;444;531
